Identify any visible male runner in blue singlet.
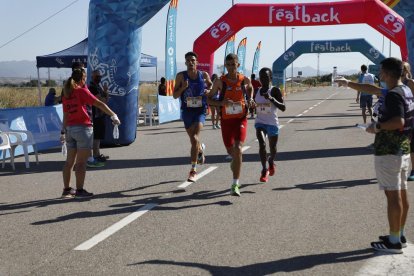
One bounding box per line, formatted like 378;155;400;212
173;52;212;182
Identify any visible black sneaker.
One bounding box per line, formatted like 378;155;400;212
379;235;407;248
371;236;403;254
95;154;109;162
61;187;76;199
75;189;94;198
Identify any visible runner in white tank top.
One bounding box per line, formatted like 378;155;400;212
254;67;286;182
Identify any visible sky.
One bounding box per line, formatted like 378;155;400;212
0;0;402;77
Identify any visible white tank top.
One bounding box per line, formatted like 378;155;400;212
254;87;279;126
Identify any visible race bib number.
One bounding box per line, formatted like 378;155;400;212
257;103;272;114
187;96;202;108
225;101;243;115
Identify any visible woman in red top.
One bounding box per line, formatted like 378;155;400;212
60;68;120;198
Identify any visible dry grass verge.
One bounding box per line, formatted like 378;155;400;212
0;83;159;109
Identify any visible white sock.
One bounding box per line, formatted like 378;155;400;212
232;179;239;186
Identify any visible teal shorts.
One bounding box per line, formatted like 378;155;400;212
255;123;279;137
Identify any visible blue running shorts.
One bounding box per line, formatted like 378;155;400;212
255;123;279;137
182;109;206;129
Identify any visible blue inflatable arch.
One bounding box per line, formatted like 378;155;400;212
272;38;386;90
88;0;170;145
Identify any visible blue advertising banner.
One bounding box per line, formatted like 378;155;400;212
252;41;261;76
0;105;63;158
224;35;235;74
165;0;179;96
158;95;181;124
237;37;247;75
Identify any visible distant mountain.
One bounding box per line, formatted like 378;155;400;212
0;60;357;84
0;61;41;80
0;60;182;83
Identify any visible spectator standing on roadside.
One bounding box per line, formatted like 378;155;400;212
356;65;375;124
60;68;120;199
336;57;412;254
87;70;109;167
210;73;221;129
44;88;57;106
158;77;167;96
401;62;414;181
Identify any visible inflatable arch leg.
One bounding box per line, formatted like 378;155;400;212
88;0;170;145
391;1;414;75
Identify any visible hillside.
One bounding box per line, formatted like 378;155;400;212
0;60;356;84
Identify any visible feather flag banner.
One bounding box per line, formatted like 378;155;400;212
165;0;179;95
252;41;261;76
236;37;247;75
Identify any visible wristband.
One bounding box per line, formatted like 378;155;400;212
375;123;381;130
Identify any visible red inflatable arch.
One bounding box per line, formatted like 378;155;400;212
193;0;408;75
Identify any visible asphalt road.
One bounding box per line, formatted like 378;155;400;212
1;86;413;276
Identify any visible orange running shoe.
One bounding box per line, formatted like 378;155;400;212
187;169;197;182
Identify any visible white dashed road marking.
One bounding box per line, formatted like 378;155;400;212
177;166;218;189
73;93;339;251
74;203;158;251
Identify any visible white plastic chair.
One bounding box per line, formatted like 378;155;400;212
0;120;39;168
0;133;15;170
143;103;158;126
137;106;143;126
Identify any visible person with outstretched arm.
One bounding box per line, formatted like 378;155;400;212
335;57;412;254
60;68;120;199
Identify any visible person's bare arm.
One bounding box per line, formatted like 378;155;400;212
206;79;224;107
203;71;213;92
267;87;286;112
173;72;187;99
335;77;381;96
93;99;120;124
367;116;404;134
244;77;254;100
243;77;255;108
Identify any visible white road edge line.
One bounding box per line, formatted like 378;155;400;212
74;203;158;251
225;146;250;159
177;166;218;189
